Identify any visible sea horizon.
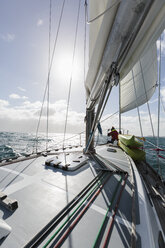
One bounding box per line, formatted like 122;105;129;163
0;131;165;180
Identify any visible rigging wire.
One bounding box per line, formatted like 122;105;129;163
46;0;52;151
33;83;48;153
139;61;156;143
62;0;81;149
101;111;119;123
46;111;119;152
33;0;66;153
131;70;144;139
157;34;162;178
145;139;163;151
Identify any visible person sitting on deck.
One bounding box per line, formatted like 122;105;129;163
107;126;118;144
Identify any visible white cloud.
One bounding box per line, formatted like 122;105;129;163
120;114;165;137
0;33;15;42
100;111;165;137
157;29;165;55
0;99;9;107
149;98;158;104
9;93;28;100
9;94;20;99
0;99;85;133
17;86;26;92
1;97;165;136
37;19;43;27
161;87;165;102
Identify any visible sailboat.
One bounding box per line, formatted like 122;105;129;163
0;0;165;247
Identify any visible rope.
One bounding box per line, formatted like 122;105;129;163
102;173;128;248
23;172;104;248
158;154;165;160
42;110;119;152
48;110;119;150
43;173;106;247
33;0;66;153
145;139;163;151
100;111;119;123
63;0;81;148
53;173;112;248
92;175;122;248
85;0;121;24
34;83;48;153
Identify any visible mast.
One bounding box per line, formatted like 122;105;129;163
84;0;95;153
85;109;95;153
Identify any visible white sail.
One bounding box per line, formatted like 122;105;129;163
120;44;158;113
85;0;120;98
85;0;165;109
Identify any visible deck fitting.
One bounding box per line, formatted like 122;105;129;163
2;197;18;211
0;191;18;211
0;192;7;201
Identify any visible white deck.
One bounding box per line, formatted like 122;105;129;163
0;144;162;247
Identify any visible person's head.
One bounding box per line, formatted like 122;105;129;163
111;126;115;131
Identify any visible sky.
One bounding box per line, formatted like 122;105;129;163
0;0;165;137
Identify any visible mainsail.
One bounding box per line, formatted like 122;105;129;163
85;0;165;110
120;43;158;113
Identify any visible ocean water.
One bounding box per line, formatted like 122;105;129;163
144;136;165;178
0;131;165;179
0;131;85;160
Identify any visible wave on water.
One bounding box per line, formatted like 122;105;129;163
0;145;20;160
144;137;165;177
0;131;85;161
0;131;165;179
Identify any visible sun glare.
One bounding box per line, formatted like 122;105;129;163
55;52;81;81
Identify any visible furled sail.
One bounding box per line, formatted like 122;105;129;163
85;0;165;110
120;43;157;113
